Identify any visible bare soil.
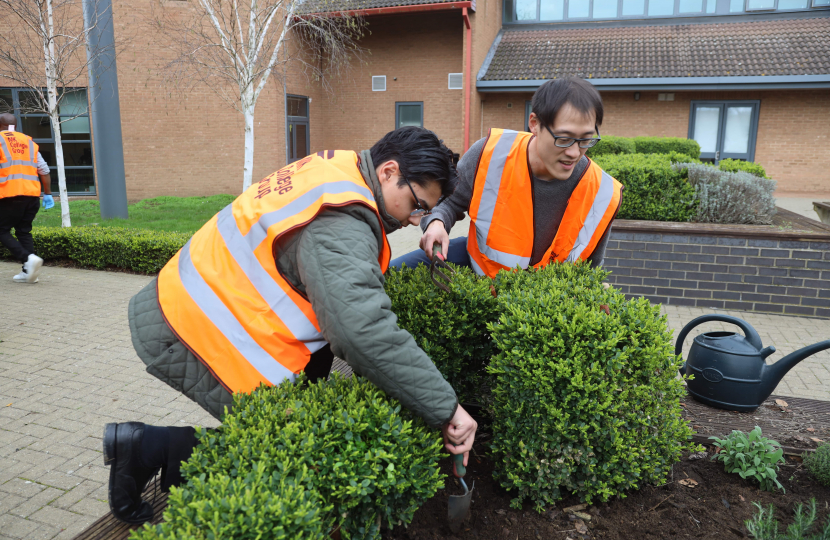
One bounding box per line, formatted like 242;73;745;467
385;443;830;540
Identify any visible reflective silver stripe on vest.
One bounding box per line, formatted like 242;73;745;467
473;130;531;271
0;135;40;174
177;240;297;386
0;173;40;183
469;255;486;277
28;140;38;166
244;181;375;251
216;204;327;351
566;170;615;262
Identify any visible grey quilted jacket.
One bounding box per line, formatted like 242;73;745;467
129;150;458;428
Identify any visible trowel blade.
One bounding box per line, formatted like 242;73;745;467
447;480;474;533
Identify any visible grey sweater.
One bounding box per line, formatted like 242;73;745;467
421;137;612;267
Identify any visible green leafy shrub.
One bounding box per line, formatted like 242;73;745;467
710;426;785;492
675;163;777;224
803;443;830;487
385;263;500;403
633;136;701;159
592;153;698;222
131;374;444;540
719;158;768;179
586;135;636;157
0;226;189;274
745;499;830;540
486;262;695;509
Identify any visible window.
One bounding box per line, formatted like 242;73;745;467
396;102;423;129
525;101;533;132
505;0;828;21
688;100;760;162
286;95;309;163
1;88;94;194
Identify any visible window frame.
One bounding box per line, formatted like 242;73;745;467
0;87;95;195
688;99;760;162
285;94;310;164
395;102;424;129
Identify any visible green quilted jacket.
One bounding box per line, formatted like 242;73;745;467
129;151;458;428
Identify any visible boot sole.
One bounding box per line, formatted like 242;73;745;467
103;423;116;465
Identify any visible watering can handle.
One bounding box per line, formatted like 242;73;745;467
674;314;764;357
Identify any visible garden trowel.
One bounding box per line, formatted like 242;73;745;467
447;452;474;533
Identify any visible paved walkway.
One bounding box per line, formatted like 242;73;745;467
1;260;828;539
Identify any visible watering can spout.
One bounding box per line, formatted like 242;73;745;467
764;340;830;391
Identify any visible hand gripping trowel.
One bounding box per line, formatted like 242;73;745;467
448;451;474;533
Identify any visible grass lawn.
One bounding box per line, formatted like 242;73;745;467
33;195;236;234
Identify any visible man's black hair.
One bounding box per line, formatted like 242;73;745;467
370;126;457;197
531;77;604;129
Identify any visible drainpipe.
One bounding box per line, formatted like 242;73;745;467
462;7;472;151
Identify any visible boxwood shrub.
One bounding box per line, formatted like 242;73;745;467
385;263;500;404
486;263;695;510
131;374;444;540
592;153;698;222
0;226;189;274
718;158;768;179
586;135;636;158
633;136;701;159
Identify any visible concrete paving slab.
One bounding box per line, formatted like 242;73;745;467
0;259;828;537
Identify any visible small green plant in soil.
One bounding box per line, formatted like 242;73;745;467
745;499;830;540
710;426;786;492
803;442;830;487
487;262;695;510
131;374;444;540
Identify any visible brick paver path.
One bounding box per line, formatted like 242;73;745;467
1;260;828;538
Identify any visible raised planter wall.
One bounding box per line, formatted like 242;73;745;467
604;217;830;319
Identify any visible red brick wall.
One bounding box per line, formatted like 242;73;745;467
467;0;506;150
314;12;465;155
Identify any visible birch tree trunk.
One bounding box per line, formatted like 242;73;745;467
242;97;255;192
42;0;71;227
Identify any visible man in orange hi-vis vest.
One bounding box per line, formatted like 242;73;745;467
391;78;623;278
0;113;53;283
102;127;480;525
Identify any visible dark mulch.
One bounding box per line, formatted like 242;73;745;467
385;442;830;540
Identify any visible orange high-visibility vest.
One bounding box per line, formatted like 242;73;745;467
0;130;41;198
468;129;624;278
157;150;391;395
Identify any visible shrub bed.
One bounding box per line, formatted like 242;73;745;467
718;158;768;179
385;264;499;403
132;374;444;540
592;153;698;222
586;135;636;157
675;162;777;224
485;263;695;510
0;226;189;274
633;136;701;158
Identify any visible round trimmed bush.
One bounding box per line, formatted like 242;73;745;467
804;442;830;487
487;263;695;510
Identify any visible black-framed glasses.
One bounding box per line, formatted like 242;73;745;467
401;174;431;217
544;124;602;149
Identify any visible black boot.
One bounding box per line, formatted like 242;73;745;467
103;422;157;524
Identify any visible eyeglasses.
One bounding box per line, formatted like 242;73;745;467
401;173;431;217
544;124;602;149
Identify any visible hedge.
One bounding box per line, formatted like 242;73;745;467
718;158;768;179
633;136;701;159
487;263;696;509
592;153;698;222
132;374;444;540
585;135;636;158
385;263;499;403
0;226;189;274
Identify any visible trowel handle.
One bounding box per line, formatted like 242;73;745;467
433;241;444;261
674;314;764;357
452;452;466;478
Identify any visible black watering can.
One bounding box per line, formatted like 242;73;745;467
676;314;830;412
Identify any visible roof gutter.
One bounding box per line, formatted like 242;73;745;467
476;74;830;92
300;1;472;18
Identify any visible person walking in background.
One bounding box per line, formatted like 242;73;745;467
390;77;624;277
0;113;53;283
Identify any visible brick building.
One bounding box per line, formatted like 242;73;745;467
1;0;828;199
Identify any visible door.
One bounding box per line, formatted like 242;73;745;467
286;95;309;163
689;100;760;162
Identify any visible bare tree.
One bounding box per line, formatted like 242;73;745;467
151;0;366;192
0;0;116;227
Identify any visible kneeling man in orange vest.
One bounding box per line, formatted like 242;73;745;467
104;127;478;524
390;77;624;277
